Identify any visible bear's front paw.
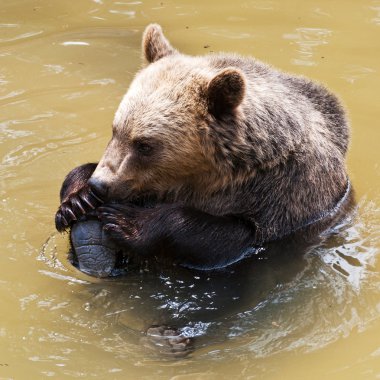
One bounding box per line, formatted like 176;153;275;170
97;204;142;247
55;187;103;232
141;326;193;357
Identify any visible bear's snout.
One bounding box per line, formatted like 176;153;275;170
88;177;109;200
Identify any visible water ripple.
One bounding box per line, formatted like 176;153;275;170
283;27;332;66
370;3;380;25
61;41;90;46
341;65;376;84
0;30;44;44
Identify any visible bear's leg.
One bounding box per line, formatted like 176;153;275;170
55;163;103;231
98;203;258;270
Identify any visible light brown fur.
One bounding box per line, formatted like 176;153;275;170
90;24;350;243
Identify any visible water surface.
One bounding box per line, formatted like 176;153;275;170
0;1;379;379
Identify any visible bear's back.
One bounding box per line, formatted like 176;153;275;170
206;53;349;156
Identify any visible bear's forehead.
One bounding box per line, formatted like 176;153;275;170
135;56;212;92
112;99;203;145
113;90;190;130
113;56;210;130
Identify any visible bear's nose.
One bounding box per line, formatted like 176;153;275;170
88;177;109;200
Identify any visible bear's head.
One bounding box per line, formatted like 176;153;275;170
90;24;247;201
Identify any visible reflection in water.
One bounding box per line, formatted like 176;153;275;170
319;204;379;290
283;27;332;66
40;200;380;360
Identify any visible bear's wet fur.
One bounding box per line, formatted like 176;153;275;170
55;24;352;270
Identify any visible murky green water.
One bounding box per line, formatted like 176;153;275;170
0;1;379;379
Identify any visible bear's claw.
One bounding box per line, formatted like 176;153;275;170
55;187;104;232
55;212;69;231
98;205;141;244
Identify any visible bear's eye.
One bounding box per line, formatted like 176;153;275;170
135;140;154;156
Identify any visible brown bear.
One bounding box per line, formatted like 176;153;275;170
55;24;352;271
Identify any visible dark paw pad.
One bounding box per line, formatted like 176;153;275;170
70;219;118;278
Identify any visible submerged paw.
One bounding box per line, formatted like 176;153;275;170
141;325;194;358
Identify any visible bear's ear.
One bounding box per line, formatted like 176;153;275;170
142;24;177;63
207;68;246;117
